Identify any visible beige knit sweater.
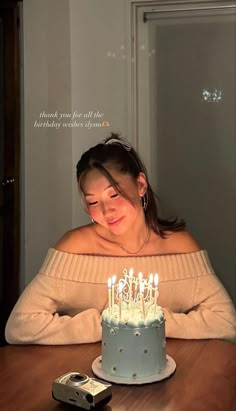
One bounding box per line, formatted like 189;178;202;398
5;248;236;345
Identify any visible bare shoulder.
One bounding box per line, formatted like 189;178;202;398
54;224;95;253
164;230;201;254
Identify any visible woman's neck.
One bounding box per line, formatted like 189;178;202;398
95;221;152;255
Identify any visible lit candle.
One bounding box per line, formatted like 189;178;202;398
148;273;153;300
129;268;134;308
118;282;124;320
134;273;142;301
140;281;145;320
154;273;159;313
107;278;112;316
111;275;116;311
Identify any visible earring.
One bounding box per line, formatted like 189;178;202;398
91;218;95;224
140;193;148;211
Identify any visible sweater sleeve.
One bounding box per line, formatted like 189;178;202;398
5;274;102;345
163;273;236;342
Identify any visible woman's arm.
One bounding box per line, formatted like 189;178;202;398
163;273;236;342
5;273;102;345
162;231;236;342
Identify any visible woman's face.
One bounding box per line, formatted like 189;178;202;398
80;167;147;236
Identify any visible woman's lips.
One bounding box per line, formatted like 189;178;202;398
107;216;124;226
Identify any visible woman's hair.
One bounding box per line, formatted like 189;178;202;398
76;133;185;238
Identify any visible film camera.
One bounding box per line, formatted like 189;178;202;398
52;372;112;409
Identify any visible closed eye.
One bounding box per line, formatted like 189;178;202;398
87;193;118;206
88;201;98;206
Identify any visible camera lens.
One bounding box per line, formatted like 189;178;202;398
70;374;86;382
67;373;89;386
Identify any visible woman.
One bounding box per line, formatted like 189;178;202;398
5;134;236;344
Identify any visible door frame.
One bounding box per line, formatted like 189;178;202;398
0;0;21;344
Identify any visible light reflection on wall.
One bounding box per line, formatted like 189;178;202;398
202;88;223;103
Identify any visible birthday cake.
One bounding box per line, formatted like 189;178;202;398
92;269;175;384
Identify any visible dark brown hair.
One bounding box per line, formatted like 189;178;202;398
76;133;185;238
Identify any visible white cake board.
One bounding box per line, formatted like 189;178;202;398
92;355;176;385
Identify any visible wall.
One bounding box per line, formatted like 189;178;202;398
22;0;128;286
69;0;128;227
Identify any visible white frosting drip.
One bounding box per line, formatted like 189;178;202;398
102;302;164;327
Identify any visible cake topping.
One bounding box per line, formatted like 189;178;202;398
104;268;163;326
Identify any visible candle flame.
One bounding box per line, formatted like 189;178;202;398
154;273;159;287
149;273;153;284
129;268;134;278
140;281;145;294
112;275;116;285
108;278;112;288
138;272;143;281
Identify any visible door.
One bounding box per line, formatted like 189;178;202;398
133;1;236;304
0;1;21;345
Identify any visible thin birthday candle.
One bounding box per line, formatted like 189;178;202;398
129;268;134;308
140;281;145;320
149;273;153;301
111;275;116;311
154;273;159;313
118;282;124;320
134;272;142;301
107;278;112;316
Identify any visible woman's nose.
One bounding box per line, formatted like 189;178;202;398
101;201;115;216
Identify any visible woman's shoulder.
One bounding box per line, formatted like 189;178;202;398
163;230;201;254
54;224;96;253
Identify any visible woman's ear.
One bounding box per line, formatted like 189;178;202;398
137;172;148;196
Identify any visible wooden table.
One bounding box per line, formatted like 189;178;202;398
1;339;236;411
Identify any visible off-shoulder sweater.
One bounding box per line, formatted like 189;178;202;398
5;248;236;345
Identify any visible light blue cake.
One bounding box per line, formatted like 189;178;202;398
101;304;167;380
